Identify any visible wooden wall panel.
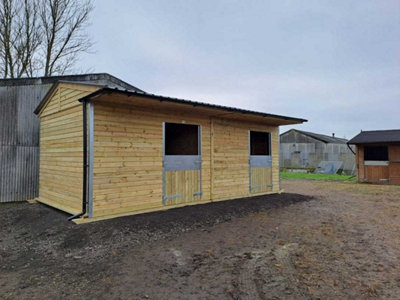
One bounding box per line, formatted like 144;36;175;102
92;101;281;219
92;102;211;217
389;145;400;185
389;145;400;161
357;144;400;185
211;119;279;201
211;120;249;200
364;165;389;183
39;83;99;117
356;145;365;181
39;107;83;213
38;83;101;214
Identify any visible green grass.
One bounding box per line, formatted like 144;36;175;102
281;172;356;182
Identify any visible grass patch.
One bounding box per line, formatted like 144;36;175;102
281;172;356;182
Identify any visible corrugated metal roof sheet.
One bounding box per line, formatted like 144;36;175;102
348;130;400;144
0;73;143;92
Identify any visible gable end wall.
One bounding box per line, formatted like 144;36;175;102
38;84;100;214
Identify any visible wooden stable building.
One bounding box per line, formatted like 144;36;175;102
0;73;138;203
34;81;305;222
348;130;400;185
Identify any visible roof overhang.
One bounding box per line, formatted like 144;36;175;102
0;72;142;91
78;87;307;126
348;141;400;145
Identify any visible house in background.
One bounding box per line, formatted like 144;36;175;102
348;129;400;185
280;129;355;174
34;81;306;222
0;74;140;203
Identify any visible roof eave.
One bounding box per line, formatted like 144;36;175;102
348;140;400;145
79;87;307;125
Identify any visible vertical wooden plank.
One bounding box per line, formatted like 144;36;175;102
250;167;272;194
164;169;202;205
357;145;365;181
389;145;400;184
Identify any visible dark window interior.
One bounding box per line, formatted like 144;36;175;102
250;131;270;155
165;123;199;155
364;146;388;161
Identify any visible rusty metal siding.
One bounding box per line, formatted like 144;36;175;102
0;85;50;202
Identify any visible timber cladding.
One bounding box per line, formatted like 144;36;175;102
36;82;303;222
0;73;139;203
355;144;400;185
38;83;101;214
91;101;279;218
349;130;400;185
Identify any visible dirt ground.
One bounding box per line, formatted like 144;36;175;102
1;180;400;300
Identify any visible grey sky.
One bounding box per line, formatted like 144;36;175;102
79;0;400;139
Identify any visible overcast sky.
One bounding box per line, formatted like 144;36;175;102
79;0;400;139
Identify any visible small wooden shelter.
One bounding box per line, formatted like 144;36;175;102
348;130;400;184
34;81;306;222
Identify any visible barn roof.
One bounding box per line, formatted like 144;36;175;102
32;74;144;114
281;129;348;144
348;130;400;144
0;73;142;92
78;87;307;125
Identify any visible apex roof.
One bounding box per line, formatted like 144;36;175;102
348;129;400;144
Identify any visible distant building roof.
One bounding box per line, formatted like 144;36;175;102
0;73;142;92
281;129;348;144
348;130;400;144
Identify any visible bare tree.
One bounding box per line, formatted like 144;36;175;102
0;0;40;78
40;0;93;76
0;0;93;78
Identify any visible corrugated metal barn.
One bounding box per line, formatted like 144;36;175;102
348;130;400;184
280;129;355;174
34;81;306;223
0;74;139;203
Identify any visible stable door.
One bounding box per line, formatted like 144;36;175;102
249;131;273;193
162;122;202;205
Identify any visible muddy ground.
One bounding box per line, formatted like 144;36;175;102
1;180;400;299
